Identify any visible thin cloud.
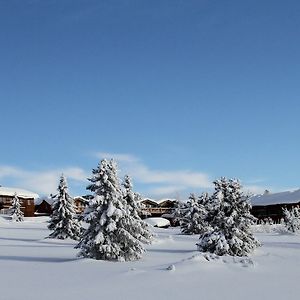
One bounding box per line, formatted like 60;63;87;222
149;185;187;197
96;152;138;163
0;165;88;195
95;151;213;196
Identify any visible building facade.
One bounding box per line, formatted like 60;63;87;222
0;187;39;217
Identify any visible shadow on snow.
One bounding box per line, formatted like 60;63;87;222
263;241;300;249
148;248;196;254
0;255;80;263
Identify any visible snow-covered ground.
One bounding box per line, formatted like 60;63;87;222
0;216;300;300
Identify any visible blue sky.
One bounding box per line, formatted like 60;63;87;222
0;0;299;198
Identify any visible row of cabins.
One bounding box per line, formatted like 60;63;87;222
1;186;300;223
0;187;177;218
0;187;89;217
35;196;89;216
141;192;300;223
35;197;177;219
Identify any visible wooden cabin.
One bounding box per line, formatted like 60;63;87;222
139;198;177;218
251;189;300;222
251;202;300;223
34;195;89;216
73;196;89;214
35;196;54;216
0;187;39;217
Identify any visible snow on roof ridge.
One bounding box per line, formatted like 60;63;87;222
0;186;39;199
34;195;55;205
251;188;300;206
141;198;176;204
156;198;176;204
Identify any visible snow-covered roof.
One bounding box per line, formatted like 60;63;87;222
141;198;176;205
156;198;176;205
0;187;39;199
73;196;89;203
251;189;300;206
35;195;88;205
34;196;55;205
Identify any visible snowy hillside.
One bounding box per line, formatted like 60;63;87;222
251;189;300;206
0;216;300;300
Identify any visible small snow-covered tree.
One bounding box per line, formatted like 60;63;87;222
122;175;153;244
76;159;145;261
10;193;24;222
47;175;81;240
283;206;300;233
197;177;260;256
180;193;209;235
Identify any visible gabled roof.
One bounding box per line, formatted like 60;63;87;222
0;186;39;199
35;195;89;206
156;198;176;205
73;196;89;204
140;198;159;206
35;196;55;205
140;198;177;206
251;189;300;206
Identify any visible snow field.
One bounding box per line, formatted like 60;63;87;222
0;216;300;300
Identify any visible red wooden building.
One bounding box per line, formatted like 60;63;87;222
0;186;39;217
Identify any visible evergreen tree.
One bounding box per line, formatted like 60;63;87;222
283;206;300;233
76;159;146;261
197;177;260;256
173;200;188;221
10;193;24;222
122;175;153;244
180;193;208;235
47;175;81;240
86;161;104;193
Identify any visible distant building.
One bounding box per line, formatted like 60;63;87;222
35;195;55;216
139;198;177;217
34;195;89;216
251;189;300;222
0;187;39;217
73;196;89;214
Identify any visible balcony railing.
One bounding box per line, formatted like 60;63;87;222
142;207;174;215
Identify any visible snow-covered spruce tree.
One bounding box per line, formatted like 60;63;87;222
10;193;24;222
180;193;209;235
173;200;188;221
122;175;153;244
283;206;300;233
47;175;82;240
76;159;145;261
197;177;260;256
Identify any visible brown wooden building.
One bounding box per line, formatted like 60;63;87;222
0;187;39;217
251;202;300;222
139;198;177;217
251;189;300;222
35;196;55;216
34;195;89;216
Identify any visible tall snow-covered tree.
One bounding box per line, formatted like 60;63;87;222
197;177;260;256
122;175;153;244
283;206;300;233
10;193;24;222
47;175;81;240
180;193;209;235
76;159;146;261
